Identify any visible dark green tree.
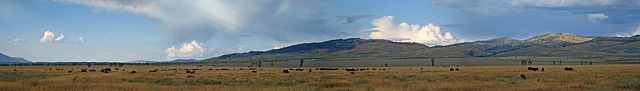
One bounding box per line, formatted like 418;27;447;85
553;60;556;65
559;60;563;65
589;61;592;65
385;63;388;67
527;59;532;65
87;63;92;68
258;62;262;68
271;62;273;66
581;60;584;65
431;57;435;66
299;59;304;68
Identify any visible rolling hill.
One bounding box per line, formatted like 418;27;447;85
204;33;640;62
0;53;31;63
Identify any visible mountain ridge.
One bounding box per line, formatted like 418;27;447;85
0;53;31;63
204;33;640;62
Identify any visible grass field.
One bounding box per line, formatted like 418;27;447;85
1;65;639;91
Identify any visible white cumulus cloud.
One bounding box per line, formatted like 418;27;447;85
78;37;85;43
165;40;205;59
588;13;608;22
40;31;65;43
368;16;462;46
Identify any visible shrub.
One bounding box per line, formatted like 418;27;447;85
352;79;368;84
614;81;640;90
585;79;597;85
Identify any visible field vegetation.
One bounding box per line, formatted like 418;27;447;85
1;64;640;90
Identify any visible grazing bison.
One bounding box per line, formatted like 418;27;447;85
190;71;195;74
350;72;355;74
283;70;290;73
13;69;16;71
130;71;137;74
450;68;454;71
541;68;545;71
68;71;73;73
527;67;539;71
520;74;527;80
252;71;257;73
309;70;312;72
186;71;191;73
455;68;459;71
564;67;574;71
149;69;158;72
80;68;88;72
89;69;96;72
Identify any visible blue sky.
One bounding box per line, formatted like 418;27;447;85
1;0;639;62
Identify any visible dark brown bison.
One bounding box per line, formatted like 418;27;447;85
13;69;16;71
149;69;158;72
564;67;574;71
541;68;545;71
527;67;539;71
252;71;257;73
89;69;96;72
283;70;290;73
186;71;191;73
450;68;454;71
520;74;527;80
130;71;137;74
68;71;72;73
455;68;459;71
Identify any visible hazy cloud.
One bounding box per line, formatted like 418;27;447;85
337;15;374;24
431;0;640;39
40;31;65;43
13;38;29;42
368;16;462;46
78;37;85;43
588;13;608;22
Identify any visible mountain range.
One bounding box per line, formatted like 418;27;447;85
0;53;31;63
204;33;640;62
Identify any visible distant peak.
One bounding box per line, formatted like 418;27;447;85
485;37;516;43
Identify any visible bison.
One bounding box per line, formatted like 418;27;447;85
186;71;191;73
283;70;290;73
149;69;158;72
130;71;137;74
455;68;459;71
564;67;574;71
541;68;545;71
252;71;257;73
527;67;539;71
520;74;527;80
450;68;454;71
68;71;73;73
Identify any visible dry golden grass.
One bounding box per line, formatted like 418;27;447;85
1;65;639;91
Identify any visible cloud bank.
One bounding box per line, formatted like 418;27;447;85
57;0;347;43
368;16;462;46
40;31;65;43
587;13;608;22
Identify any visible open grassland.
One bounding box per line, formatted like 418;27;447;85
1;65;640;91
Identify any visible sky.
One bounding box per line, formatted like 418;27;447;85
1;0;640;62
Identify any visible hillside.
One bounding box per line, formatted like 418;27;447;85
204;38;489;61
204;33;640;62
0;53;31;63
